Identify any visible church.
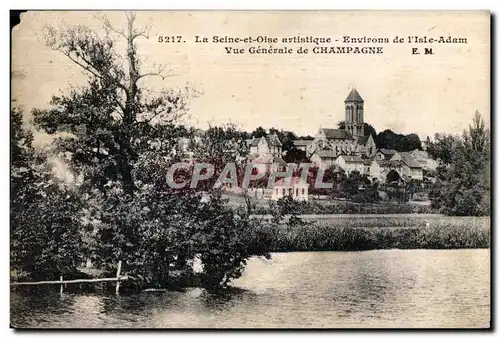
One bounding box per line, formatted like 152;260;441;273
304;88;377;160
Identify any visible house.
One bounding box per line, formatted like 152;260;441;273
375;148;398;161
310;150;337;170
362;158;373;176
268;177;309;201
355;134;377;158
250;153;287;174
336;155;364;175
249;133;282;157
390;152;424;180
293;139;313;153
370;160;405;183
307;128;356;158
409;149;439;171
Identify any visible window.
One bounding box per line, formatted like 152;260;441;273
296;188;299;196
289;188;293;196
282;188;286;195
275;189;278;195
302;188;305;195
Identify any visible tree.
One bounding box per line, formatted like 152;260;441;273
427;132;461;165
429;111;490;216
11;108;83;280
406;133;422;151
283;147;307;164
251;126;267;138
31;13;270;291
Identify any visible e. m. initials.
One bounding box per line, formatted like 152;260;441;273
412;47;434;55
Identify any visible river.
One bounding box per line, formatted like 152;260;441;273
10;249;490;329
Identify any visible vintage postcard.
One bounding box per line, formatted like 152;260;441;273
10;10;490;329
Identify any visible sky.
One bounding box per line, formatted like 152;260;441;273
12;11;490;144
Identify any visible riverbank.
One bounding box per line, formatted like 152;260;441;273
268;216;490;251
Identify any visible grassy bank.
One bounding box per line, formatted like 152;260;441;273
267;216;490;251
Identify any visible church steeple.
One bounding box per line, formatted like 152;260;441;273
344;87;364;138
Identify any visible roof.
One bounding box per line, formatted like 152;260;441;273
281;130;298;139
293;140;313;147
373;160;403;168
357;135;369;146
396;152;422;169
273;156;287;166
339;155;363;163
320;128;353;140
344;88;364;102
250;134;282;148
315;150;337;159
251;154;287;166
379;148;397;155
273;177;308;187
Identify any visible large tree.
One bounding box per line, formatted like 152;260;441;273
31;13;270;290
429;111;490;216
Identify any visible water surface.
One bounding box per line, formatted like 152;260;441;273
11;249;490;328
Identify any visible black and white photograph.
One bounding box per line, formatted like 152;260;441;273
9;10;491;329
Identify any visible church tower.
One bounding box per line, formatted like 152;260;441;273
344;88;364;138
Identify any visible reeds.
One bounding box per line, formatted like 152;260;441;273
267;216;490;251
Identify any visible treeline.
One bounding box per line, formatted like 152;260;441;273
427;112;490;216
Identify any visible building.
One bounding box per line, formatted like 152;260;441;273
293;139;313;153
362;158;373;176
370;160;405;183
410;149;439;171
250;153;287;174
305;88;376;159
336;155;364;175
268;177;309;201
390;152;424;180
249;133;282;157
375;148;398;161
310;150;337;170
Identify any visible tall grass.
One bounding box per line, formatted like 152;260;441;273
266;217;490;251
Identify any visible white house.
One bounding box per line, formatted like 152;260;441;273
375;148;398;161
409;150;439;171
336;155;364;175
268;177;309;201
249;134;282;157
249;153;287;174
390;152;424;180
310;150;337;170
370;160;405;183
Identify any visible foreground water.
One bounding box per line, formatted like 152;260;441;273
11;249;490;329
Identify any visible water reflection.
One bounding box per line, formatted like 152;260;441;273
11;249;490;328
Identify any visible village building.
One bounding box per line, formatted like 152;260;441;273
249;133;283;157
362;158;373;176
310;150;337;170
375;148;398;161
269;177;309;201
409;149;439;171
336;155;364;175
249;153;287;174
305;88;376;163
370;160;405;183
293;139;313;153
390;152;424;180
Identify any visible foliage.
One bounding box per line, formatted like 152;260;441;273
24;14;271;291
429;111;490;216
427;133;461;164
11;108;83;281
